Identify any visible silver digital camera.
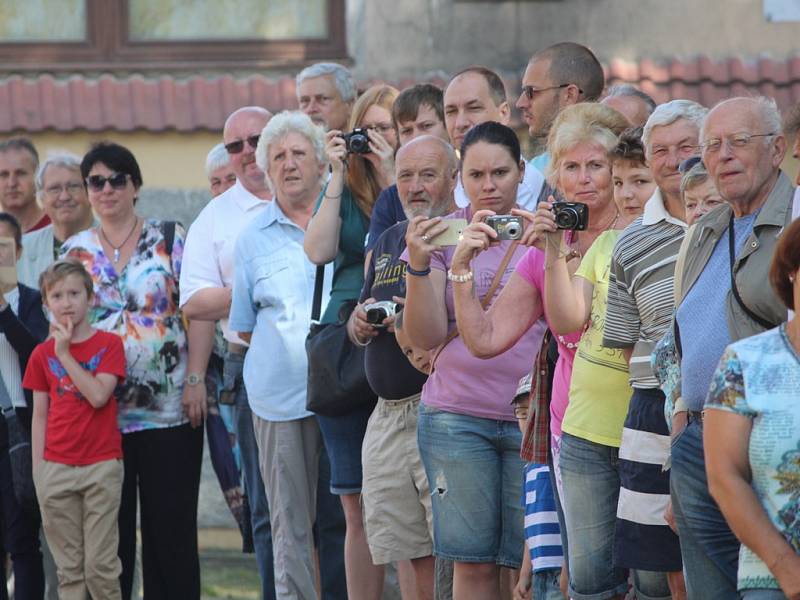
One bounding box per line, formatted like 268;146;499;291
364;301;399;328
484;215;524;240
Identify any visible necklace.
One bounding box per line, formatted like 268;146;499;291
100;217;139;264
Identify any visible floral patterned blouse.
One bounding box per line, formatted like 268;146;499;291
61;219;188;433
705;323;800;592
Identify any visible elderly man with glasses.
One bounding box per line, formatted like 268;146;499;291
667;96;793;600
18;153;95;288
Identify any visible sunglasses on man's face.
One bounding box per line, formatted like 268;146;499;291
86;172;130;192
224;135;261;155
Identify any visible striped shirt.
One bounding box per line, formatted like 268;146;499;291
603;190;686;389
523;463;563;572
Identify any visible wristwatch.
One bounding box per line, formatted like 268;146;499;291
185;373;204;386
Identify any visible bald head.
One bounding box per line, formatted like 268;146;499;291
700;96;785;210
395;135;457;219
223;106;273;198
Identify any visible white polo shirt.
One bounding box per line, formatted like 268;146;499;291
179;180;271;344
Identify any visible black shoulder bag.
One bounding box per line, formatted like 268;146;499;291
305;266;377;417
0;373;37;515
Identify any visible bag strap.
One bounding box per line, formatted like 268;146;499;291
431;241;520;369
727;214;775;330
0;371;15;416
311;265;325;323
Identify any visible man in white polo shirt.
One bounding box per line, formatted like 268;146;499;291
180;106;278;597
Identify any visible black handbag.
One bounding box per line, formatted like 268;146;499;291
305;266;377;417
0;374;37;515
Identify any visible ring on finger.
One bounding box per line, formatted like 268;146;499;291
421;234;430;242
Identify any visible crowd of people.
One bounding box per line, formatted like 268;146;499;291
0;39;798;600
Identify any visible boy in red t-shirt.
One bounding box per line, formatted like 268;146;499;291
23;259;126;600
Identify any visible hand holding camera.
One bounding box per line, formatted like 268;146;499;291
405;215;449;271
451;209;504;273
325;130;349;176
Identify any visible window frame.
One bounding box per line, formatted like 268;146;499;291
0;0;348;72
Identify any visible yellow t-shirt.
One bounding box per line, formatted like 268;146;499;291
561;230;632;447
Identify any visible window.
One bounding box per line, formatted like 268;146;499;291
0;0;347;71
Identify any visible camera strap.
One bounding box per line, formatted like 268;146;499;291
311;265;325;324
430;241;520;372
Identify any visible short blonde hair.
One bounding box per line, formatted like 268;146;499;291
545;103;630;187
39;259;94;301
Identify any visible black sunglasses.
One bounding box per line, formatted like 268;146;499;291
224;135;260;155
678;155;704;175
86;172;130;192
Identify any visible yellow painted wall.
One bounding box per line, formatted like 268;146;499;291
16;130;223;190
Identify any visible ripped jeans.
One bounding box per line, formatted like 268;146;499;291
416;403;525;568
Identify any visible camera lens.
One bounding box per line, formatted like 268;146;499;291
555;208;579;230
349;133;370;154
506;223;521;238
365;308;386;324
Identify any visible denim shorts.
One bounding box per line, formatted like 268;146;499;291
416;404;524;568
558;432;629;600
316;402;374;495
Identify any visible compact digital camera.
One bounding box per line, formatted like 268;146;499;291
484;215;524;240
552;202;589;231
342;128;371;154
364;301;399;328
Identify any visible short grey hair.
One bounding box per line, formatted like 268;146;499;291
680;160;709;196
642;99;707;153
255;111;327;193
296;62;356;103
35;151;82;192
205;142;230;178
605;84;656;114
700;96;782;142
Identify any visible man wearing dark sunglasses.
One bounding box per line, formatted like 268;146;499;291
179;105;279;599
516;42;604;177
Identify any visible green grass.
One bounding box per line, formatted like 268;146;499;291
200;549;261;600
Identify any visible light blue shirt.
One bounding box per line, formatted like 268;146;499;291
229;200;332;421
677;211;757;411
529;151;550;176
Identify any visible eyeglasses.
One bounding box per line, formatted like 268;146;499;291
44;182;84;197
700;132;775;154
86;172;130;192
224;135;261;155
364;123;396;136
678;156;704;175
520;83;582;100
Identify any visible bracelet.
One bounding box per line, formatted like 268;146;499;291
352;335;372;347
324;191;342;199
405;264;431;277
447;269;473;283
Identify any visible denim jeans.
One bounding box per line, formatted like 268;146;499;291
670;420;740;600
534;568;563;600
417;405;524;568
225;351;276;600
741;590;787;600
558;433;628;600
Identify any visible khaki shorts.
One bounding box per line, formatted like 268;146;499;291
361;394;433;565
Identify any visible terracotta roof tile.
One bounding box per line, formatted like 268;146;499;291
3;55;800;134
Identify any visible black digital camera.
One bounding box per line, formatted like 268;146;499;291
342;128;371;154
552;202;589;231
364;301;399;328
484;215;524;240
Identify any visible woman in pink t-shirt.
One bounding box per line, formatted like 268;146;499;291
403;122;545;599
448;104;631;600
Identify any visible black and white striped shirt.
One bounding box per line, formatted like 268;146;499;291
603;190;687;389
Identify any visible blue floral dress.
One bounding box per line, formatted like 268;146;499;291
61;219;188;433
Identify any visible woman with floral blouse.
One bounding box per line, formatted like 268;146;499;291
61;142;204;599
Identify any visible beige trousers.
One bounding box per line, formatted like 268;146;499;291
34;458;123;600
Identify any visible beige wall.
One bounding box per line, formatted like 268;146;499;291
348;0;800;80
19;130;222;190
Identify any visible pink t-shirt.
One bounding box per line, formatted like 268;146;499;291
515;247;583;437
401;207;547;421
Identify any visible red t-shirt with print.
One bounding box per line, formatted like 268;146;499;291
23;330;125;465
